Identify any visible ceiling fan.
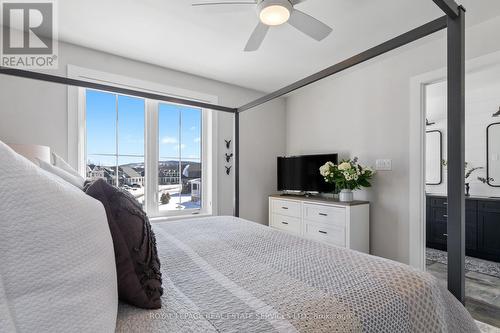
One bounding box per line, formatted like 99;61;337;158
192;0;333;51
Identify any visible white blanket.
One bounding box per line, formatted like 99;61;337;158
116;216;479;333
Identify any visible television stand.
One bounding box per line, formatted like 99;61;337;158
268;195;370;253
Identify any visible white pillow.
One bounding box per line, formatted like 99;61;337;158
0;275;16;332
36;158;85;189
0;141;117;333
52;152;82;179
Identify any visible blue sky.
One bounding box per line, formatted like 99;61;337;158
86;89;201;166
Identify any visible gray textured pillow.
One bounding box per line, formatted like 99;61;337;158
84;178;163;309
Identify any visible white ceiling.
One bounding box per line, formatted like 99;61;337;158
58;0;500;92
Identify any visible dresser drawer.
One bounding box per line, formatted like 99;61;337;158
428;196;477;210
272;199;301;217
271;214;301;234
431;206;448;222
304;220;346;247
479;200;500;213
303;203;346;228
429;197;448;208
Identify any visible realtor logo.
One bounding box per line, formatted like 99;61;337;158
0;0;58;69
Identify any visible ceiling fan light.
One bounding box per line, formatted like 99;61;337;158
259;3;291;26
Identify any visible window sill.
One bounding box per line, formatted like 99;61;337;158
150;212;213;224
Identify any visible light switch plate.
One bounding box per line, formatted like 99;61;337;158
376;159;392;171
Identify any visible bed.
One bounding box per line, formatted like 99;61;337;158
116;216;479;333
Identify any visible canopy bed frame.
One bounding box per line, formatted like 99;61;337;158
0;0;466;302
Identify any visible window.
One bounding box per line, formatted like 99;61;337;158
158;103;202;213
86;90;145;205
84;88;210;218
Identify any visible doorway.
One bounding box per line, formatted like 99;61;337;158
416;58;500;328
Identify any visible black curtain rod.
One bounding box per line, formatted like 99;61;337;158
237;16;448;113
0;66;237;113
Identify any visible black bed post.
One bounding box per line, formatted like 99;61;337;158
446;5;466;303
234;111;240;217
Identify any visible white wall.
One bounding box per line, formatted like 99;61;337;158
240;99;286;224
425;73;500;197
285;16;500;264
0;41;285;223
426;118;499;196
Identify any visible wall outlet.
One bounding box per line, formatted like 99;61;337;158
376;159;392;171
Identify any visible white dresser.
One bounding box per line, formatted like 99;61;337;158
269;195;370;253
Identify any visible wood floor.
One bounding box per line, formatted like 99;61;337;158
426;260;500;329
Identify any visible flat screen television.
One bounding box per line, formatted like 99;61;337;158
277;154;338;193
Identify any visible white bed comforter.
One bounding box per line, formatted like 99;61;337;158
116;216;479;333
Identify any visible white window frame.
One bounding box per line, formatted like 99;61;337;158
67;65;218;219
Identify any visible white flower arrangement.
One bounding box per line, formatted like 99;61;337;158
338;162;351;171
319;157;375;191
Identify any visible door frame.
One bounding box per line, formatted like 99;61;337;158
409;50;500;270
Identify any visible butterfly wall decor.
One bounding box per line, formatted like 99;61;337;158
225;139;232;175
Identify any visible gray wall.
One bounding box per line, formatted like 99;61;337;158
0;41;285;224
285;16;500;263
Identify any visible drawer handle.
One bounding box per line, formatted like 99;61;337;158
443;233;448;237
318;213;328;217
443;214;448;218
281;207;289;210
319;230;328;235
281;221;289;225
443;202;448;205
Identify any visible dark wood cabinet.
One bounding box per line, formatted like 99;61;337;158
466;201;478;251
477;200;500;261
426;197;448;247
426;195;500;262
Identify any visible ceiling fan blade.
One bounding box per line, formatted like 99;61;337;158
288;9;332;41
244;22;269;52
290;0;306;4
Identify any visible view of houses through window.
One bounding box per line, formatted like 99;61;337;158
158;103;202;212
85;89;202;215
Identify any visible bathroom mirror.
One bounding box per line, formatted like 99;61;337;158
426;130;442;185
487;122;500;187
